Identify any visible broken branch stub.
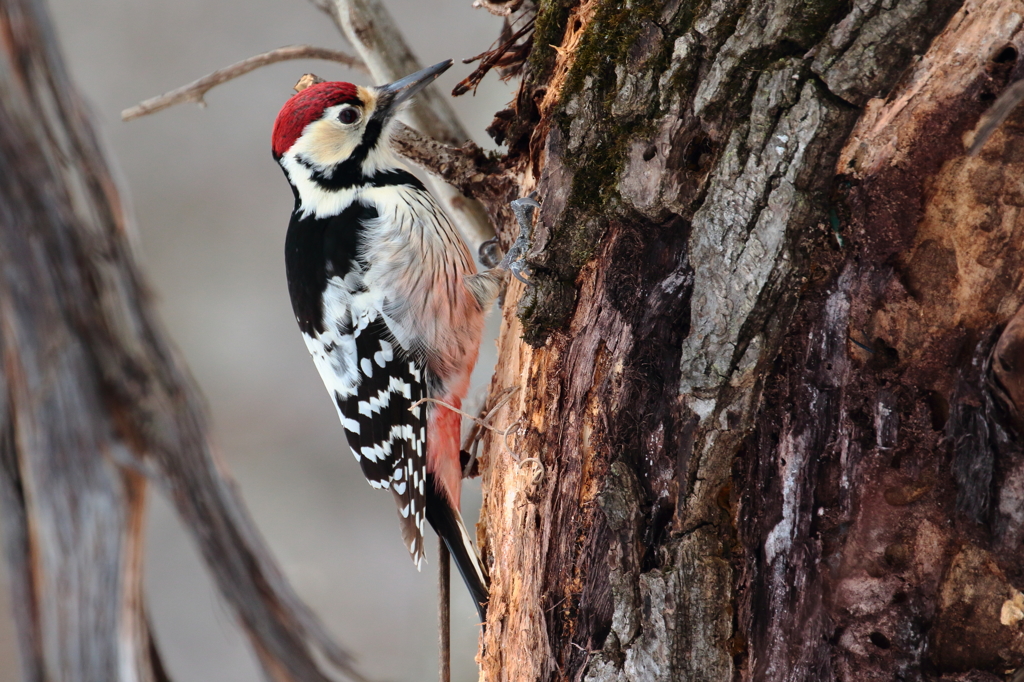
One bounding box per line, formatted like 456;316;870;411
294;73;327;92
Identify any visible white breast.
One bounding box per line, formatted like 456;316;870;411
356;184;479;367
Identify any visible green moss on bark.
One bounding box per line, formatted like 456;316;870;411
519;0;674;344
528;0;575;79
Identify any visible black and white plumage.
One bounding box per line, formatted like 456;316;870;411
286;196;431;565
273;61;498;621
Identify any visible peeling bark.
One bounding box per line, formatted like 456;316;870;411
473;0;1024;679
737;3;1024;677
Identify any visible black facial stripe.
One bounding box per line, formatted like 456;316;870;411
369;169;426;190
360;118;384;153
296;154;426;193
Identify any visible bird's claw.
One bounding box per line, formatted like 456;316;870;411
510;192;541;211
500;192;539;286
508;258;532;286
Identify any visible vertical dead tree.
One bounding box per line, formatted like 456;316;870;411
465;0;1024;679
0;1;365;680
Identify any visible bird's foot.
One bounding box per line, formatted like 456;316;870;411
499;192;539;286
459;386;520;477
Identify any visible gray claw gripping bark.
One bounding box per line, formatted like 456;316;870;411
501;193;540;286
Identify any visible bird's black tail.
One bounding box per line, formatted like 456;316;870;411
426;474;488;623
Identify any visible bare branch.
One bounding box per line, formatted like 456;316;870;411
968;79;1024;155
1;3;370;679
121;45;365;122
438;542;451;682
311;0;497;248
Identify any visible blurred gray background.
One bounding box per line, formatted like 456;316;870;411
0;1;512;680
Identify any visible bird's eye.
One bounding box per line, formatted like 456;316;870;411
339;107;360;125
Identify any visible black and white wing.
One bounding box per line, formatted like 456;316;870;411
340;318;429;567
286;203;430;567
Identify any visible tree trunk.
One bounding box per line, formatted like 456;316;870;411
474;0;1024;679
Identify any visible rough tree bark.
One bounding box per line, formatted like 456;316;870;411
469;0;1024;679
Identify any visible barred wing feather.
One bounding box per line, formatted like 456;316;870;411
305;313;429;568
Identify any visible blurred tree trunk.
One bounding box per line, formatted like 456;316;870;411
0;1;364;681
475;0;1024;679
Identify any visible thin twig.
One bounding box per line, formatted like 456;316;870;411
463;387;520;476
410;397;509;433
968;79;1024;155
482;387;520;427
413;393;530;463
123;45;502;198
503;419;527;462
438;541;451;682
453;16;534;97
461;387;519;450
462;12;533;63
121;45;365;121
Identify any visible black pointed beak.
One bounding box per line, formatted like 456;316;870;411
375;60;453;120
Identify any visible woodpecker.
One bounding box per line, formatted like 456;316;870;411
272;60;500;622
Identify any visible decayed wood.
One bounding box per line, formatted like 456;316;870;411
0;1;365;680
969;80;1024;155
736;2;1024;677
467;0;1024;678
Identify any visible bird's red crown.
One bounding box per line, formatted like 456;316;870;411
272;81;361;159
